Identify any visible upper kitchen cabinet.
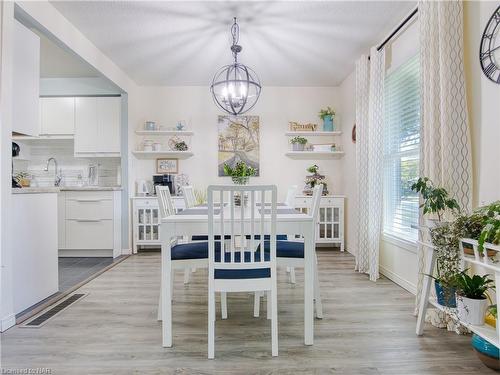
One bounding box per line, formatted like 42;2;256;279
40;97;75;135
13;20;40;137
74;96;121;157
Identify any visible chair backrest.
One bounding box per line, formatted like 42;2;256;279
310;184;323;231
156;185;176;219
207;185;277;277
182;185;196;208
285;185;298;207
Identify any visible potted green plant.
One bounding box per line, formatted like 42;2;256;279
455;271;495;325
290;136;308;151
477;201;500;255
303;164;328;195
411;177;460;224
318;106;335;132
173;140;188;151
223;161;256;185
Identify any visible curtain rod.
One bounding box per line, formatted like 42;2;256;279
376;7;418;51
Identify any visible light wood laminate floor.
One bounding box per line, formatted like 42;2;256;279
1;251;495;374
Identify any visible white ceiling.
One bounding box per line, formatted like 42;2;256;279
50;1;416;87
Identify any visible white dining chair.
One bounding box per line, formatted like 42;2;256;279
156;186;227;321
181;185;201;283
285;185;298;207
285;185;298;283
254;184;324;319
207;184;278;358
182;185;196;208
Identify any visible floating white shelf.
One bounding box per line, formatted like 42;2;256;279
285;151;345;159
12;135;74;142
285;131;342;136
135;130;194;136
132;151;194;159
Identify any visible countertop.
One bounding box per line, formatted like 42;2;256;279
12;186;122;194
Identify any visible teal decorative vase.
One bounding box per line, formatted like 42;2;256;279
323;115;334;132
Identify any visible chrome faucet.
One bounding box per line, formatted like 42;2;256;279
44;157;62;186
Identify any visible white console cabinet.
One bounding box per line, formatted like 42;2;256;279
294;195;345;251
132;196;185;253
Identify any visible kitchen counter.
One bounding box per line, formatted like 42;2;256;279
12;186;122;194
12;187;60;194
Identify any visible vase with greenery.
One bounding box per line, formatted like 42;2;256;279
223;161;256;185
318;106;335;132
290;136;308;151
303;164;328;195
455;271;495;325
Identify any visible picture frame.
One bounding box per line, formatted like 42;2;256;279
156;158;178;174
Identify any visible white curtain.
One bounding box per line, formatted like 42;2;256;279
355;47;385;282
415;0;473;325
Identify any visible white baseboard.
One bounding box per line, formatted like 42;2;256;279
0;314;16;332
121;248;132;255
380;265;417;295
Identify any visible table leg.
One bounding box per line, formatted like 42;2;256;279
416;245;435;336
162;229;173;347
303;224;314;345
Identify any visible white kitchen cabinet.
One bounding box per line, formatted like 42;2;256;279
294;195;345;251
59;190;122;257
132;196;185;253
74;97;121;157
39;97;75;135
13;20;40;137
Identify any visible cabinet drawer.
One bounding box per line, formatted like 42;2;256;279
66;220;113;249
66;191;113;201
135;198;158;208
66;199;113;220
320;197;344;207
294;197;310;207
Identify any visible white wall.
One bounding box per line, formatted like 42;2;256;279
130;86;344;201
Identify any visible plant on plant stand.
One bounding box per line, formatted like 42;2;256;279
290;136;308;151
455;271;495;325
412;177;461;308
477;201;500;255
318;106;336;132
303;164;328;196
223;161;256;206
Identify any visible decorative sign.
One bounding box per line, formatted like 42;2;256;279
289;121;317;132
156;158;178;174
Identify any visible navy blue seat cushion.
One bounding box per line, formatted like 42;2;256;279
192;235;288;241
263;240;304;258
246;234;288;241
191;235;232;241
215;268;270;279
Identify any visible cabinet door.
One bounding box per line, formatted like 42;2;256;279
74;97;98;153
13;20;40;137
40;98;75;135
97;97;121;154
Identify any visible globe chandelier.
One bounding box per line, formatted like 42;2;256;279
210;17;261;116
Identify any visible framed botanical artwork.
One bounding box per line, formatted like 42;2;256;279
156;158;178;174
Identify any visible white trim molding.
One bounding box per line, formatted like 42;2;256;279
380;265;417;295
0;313;16;332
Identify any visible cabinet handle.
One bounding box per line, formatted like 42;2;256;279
74;219;101;222
75;199;103;202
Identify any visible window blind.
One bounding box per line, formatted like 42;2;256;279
383;54;420;242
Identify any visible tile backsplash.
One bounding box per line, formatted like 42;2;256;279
13;140;121;187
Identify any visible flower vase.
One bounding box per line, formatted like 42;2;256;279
292;143;305;151
323;115;334;132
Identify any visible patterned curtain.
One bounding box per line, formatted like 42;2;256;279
355;47;386;282
414;0;473;326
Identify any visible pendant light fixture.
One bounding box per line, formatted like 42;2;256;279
210;17;261;116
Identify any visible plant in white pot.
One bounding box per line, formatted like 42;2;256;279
290;136;308;151
455;271;495;325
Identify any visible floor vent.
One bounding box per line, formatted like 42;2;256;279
21;293;87;328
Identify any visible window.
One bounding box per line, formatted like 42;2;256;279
383;54;420;242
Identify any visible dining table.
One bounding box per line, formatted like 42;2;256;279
160;202;316;348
